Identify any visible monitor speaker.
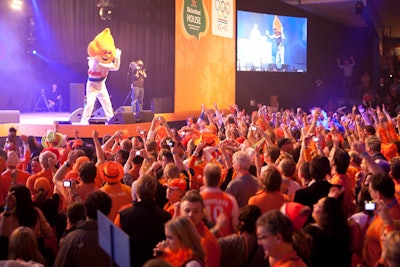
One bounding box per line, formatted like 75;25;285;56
93;107;105;117
135;110;154;122
68;108;84;122
0;110;20;123
115;106;133;113
108;112;136;124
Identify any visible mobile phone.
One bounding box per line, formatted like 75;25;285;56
364;201;376;211
312;136;319;142
167;139;175;147
136;150;141;156
63;180;72;188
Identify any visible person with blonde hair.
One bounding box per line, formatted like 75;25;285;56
154;216;204;267
7;226;45;266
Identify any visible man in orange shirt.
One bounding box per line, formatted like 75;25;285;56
0;151;30;204
26;150;57;196
330;148;355;218
249;165;289;214
53;150;98;207
201;163;239;237
363;173;400;267
99;161;132;221
180;190;221;267
256;210;307;267
163;177;187;217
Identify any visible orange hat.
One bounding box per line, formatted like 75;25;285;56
71;139;84;149
34;177;51;193
280;202;311;231
194;133;220;147
163;178;187;191
273;15;283;32
100;161;124;183
73;156;91;170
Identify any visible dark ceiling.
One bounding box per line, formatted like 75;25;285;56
280;0;400;38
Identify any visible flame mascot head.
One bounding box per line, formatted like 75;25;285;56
87;28;116;64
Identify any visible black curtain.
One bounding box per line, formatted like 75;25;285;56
0;0;175;111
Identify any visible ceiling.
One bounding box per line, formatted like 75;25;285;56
279;0;400;38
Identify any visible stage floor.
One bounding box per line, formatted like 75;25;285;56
0;111;197;138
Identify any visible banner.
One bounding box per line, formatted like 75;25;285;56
175;0;236;113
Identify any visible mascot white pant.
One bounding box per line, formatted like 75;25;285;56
81;78;114;124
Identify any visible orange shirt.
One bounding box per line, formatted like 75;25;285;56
196;221;221;267
363;200;400;267
201;187;239;237
271;250;307;267
330;173;355;217
100;182;132;221
0;169;30;204
346;165;360;192
114;203;133;227
248;190;289;214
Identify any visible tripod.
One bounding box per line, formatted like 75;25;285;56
33;89;50;112
122;89;132;106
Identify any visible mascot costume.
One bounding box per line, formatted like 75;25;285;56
81;28;121;124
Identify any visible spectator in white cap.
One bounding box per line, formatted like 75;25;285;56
0;151;30;205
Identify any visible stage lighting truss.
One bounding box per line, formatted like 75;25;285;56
97;0;114;20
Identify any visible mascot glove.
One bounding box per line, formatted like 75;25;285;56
116;48;122;58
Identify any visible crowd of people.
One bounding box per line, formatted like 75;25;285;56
0;94;400;267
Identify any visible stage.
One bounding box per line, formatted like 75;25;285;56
0;111;198;138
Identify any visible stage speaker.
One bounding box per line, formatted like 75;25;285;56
135;110;154;122
0;110;20;123
108;112;136;124
153;98;173;113
69;83;85;112
115;106;133;113
68;108;84;122
93;107;105;117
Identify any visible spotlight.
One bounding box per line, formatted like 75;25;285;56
32;50;37;55
97;0;114;20
9;0;23;10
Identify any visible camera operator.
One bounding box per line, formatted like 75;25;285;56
130;59;147;113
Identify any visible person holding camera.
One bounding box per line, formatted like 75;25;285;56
52;150;98;207
130;59;147;113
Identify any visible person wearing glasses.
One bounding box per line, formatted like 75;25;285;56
256;210;307;267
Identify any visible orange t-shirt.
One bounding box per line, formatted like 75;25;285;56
271;250;307;267
201;188;239;237
363;200;400;267
330;173;355;217
248;190;289;214
100;182;132;221
196;221;221;267
0;169;30;203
